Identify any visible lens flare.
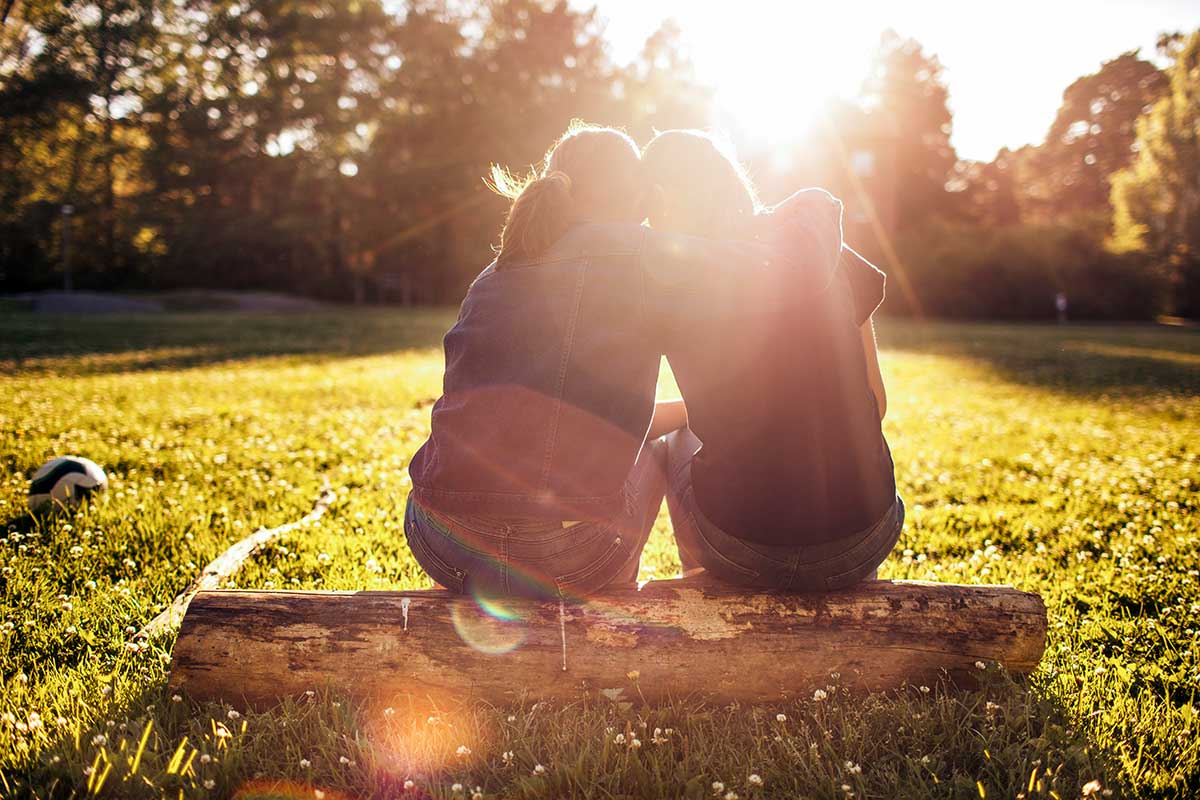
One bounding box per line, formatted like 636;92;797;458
448;594;527;654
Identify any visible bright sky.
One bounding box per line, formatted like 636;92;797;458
583;0;1197;162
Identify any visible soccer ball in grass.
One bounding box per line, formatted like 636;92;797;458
27;456;108;512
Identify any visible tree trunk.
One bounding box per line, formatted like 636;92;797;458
170;578;1047;708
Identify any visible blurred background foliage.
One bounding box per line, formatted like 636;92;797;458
1;1;1198;319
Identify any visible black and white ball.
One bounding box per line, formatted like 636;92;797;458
27;456;108;511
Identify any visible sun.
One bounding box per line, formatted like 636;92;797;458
675;5;874;141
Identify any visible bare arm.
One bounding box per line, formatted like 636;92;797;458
860;318;887;420
647;398;688;439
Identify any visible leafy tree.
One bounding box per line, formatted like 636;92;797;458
856;30;957;232
618;19;713;141
951;148;1022;227
1028;51;1166;220
1110;30;1200;316
0;0;163;287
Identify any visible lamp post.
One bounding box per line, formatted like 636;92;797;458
61;203;74;292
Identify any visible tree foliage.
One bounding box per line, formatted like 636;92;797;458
1031;51;1167;219
0;0;710;300
1110;31;1200;316
1;6;1197;319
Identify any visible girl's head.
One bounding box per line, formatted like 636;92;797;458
488;121;642;266
641;129;759;239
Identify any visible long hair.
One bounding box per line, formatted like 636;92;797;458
487;121;642;266
640;129;759;239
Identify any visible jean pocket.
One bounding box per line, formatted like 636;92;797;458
553;532;625;592
687;506;761;581
821;505;904;591
406;517;468;594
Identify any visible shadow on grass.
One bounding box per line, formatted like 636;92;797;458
880;320;1200;399
0;308;458;377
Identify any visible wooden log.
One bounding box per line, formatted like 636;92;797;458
170;578;1046;707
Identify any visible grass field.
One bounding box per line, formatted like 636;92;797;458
1;310;1198;799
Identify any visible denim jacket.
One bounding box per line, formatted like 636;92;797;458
409;199;841;521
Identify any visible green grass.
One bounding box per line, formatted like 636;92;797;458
1;310;1198;799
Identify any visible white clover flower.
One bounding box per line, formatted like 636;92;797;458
456;745;471;758
919;685;930;694
203;779;215;790
975;661;986;670
630;738;641;749
812;689;828;701
403;779;415;790
843;760;862;775
506;714;517;722
200;754;212;764
451;783;463;793
300;758;311;768
712;781;725;794
501;750;514;766
776;713;787;722
226;709;240;720
748;773;763;786
1081;780;1102;797
90;734;107;746
339;755;350;764
533;764;546;775
724;792;739;800
613;733;626;745
920;755;930;765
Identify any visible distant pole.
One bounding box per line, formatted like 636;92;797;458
61;204;74;292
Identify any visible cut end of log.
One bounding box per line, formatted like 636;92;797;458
170;578;1046;707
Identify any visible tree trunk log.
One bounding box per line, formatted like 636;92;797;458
170;578;1046;707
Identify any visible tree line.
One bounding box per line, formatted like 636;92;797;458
1;2;1198;319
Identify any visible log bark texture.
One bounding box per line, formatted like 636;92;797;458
170;579;1046;707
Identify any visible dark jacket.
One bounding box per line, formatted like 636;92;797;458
409;214;839;521
673;192;895;545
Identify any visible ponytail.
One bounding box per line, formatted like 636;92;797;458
486;122;642;267
489;168;575;267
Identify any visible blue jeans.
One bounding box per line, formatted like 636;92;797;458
404;439;667;600
664;428;904;591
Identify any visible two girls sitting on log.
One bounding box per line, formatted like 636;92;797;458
405;121;903;600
